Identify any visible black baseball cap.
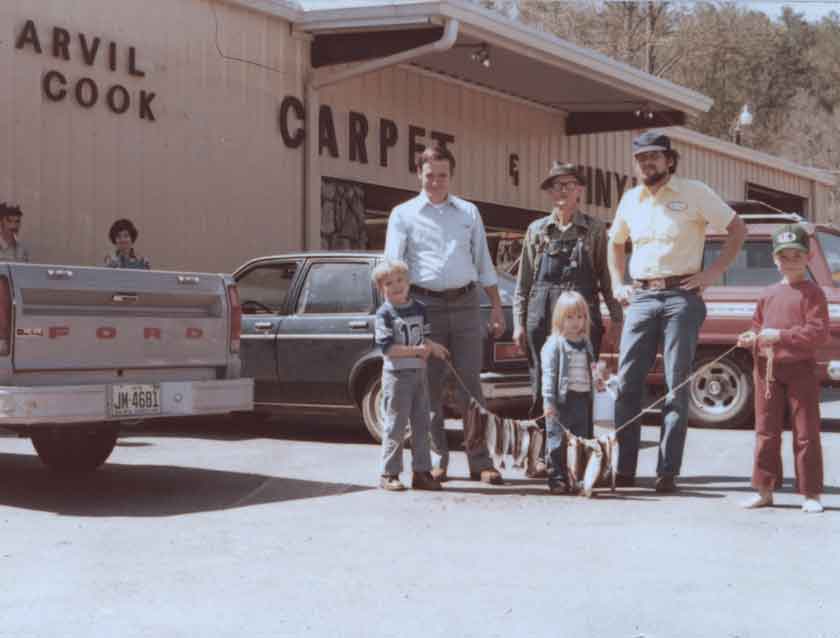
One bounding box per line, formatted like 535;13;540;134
632;131;671;156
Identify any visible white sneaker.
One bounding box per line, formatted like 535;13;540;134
802;498;824;514
741;492;773;509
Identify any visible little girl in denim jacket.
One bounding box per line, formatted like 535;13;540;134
541;291;604;494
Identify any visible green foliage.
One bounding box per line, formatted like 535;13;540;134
515;0;840;216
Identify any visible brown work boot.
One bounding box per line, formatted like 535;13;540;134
614;474;636;488
548;481;568;495
412;471;443;491
654;475;677;493
379;475;405;492
430;468;449;482
526;459;549;479
469;468;504;485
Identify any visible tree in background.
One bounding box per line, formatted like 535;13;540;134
498;0;840;218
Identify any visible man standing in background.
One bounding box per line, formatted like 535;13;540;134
0;203;30;263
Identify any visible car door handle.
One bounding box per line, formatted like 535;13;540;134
348;320;369;330
254;321;274;330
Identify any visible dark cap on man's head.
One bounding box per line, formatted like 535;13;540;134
0;202;22;218
540;162;585;190
772;223;810;255
632;131;672;156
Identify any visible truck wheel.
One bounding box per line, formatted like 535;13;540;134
360;375;411;447
31;427;119;473
688;352;753;429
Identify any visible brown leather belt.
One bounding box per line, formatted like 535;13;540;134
633;275;692;290
410;282;476;300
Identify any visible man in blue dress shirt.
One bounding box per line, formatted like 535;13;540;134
384;145;506;485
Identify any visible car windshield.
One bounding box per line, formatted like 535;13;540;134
816;230;840;284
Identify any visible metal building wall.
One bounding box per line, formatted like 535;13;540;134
322;68;830;227
563;129;832;222
319;65;566;217
0;0;305;273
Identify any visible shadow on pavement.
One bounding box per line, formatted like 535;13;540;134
0;452;372;517
125;417;473;450
678;475;840;495
125;416;375;445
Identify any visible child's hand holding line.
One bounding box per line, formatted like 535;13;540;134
426;339;450;360
591;362;606;392
737;331;756;348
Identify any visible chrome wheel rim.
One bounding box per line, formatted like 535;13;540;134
690;359;746;421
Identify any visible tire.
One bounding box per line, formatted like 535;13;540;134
360;375;411;446
688;351;753;429
31;426;119;473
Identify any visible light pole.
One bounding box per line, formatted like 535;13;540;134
733;104;753;145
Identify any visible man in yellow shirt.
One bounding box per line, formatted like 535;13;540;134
607;131;746;492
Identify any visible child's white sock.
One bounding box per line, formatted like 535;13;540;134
741;491;773;509
802;497;824;514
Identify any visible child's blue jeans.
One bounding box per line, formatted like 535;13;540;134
546;390;592;488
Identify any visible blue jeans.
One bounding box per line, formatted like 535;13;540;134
546;391;592;488
614;289;706;478
380;368;433;476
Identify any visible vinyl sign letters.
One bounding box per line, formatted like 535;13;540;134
16;19;157;122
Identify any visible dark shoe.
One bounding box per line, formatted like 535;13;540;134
412;471;443;491
379;475;405;492
430;468;449;482
526;460;549;479
654;476;677;493
469;468;504;485
614;474;636;488
548;481;568;495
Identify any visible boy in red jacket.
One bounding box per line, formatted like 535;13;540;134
737;223;829;513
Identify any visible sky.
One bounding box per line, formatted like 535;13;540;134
739;0;840;21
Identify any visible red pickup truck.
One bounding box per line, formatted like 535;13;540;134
601;204;840;428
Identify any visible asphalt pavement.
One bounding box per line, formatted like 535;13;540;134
1;406;838;638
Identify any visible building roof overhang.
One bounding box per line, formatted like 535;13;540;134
669;127;836;186
289;0;712;134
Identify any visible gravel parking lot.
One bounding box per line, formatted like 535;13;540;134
1;413;838;638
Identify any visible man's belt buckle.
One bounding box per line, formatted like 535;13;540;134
647;278;667;290
441;288;462;301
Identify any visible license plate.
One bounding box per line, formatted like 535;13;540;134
110;384;161;417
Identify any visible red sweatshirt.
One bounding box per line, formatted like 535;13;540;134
751;280;830;362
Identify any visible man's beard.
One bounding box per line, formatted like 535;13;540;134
642;170;669;187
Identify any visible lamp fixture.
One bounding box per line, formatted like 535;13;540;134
634;107;655;121
732;103;753;145
470;43;491;68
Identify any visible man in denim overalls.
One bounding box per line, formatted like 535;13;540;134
514;163;622;475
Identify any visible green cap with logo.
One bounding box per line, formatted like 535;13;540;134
772;223;809;255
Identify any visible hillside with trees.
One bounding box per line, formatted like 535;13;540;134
479;1;840;219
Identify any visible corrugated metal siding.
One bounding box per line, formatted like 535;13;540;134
565;131;827;221
319;61;831;225
319;65;565;217
0;0;305;272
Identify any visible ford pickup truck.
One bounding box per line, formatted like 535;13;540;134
602;207;840;429
0;263;253;472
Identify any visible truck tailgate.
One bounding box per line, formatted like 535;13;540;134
8;265;229;372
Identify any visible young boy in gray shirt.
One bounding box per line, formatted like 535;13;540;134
373;259;449;491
